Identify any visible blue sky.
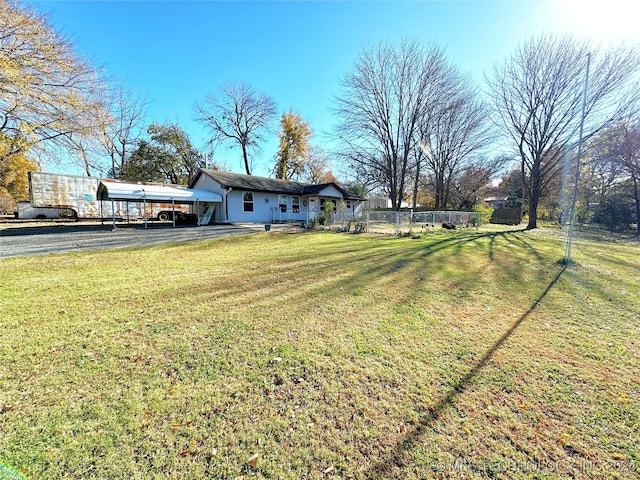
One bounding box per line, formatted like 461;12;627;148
28;0;640;178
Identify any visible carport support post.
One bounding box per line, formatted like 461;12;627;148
111;199;116;230
172;198;175;228
142;188;147;229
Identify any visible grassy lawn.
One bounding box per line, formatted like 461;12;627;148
1;227;638;479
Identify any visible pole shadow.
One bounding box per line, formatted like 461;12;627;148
366;264;567;478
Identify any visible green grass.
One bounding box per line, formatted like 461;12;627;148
1;227;639;479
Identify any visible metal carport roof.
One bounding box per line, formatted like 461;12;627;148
97;180;222;204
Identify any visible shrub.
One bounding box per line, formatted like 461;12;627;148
353;222;367;234
593;195;634;231
324;201;335;225
472;204;494;225
575;203;594;227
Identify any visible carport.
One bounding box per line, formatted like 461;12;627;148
97;180;222;228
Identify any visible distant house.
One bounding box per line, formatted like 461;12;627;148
189;169;364;224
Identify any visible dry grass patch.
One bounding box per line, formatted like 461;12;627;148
0;227;638;479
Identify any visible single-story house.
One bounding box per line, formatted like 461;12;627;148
189;169;364;224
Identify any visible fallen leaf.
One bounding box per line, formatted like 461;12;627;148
248;453;259;468
518;404;529;409
611;452;625;460
323;465;334;474
557;433;571;445
179;449;191;456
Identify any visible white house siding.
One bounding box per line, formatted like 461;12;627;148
314;185;343;198
191;170;364;224
190;175;228;222
227;190;269;223
227;191;317;223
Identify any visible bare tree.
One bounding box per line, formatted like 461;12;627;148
195;82;276;175
450;155;511;209
0;1;108;169
101;82;148;178
590;119;640;234
416;73;492;208
301;146;330;184
581;135;628;206
333;39;450;210
487;34;640;229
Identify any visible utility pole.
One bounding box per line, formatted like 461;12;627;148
564;52;591;264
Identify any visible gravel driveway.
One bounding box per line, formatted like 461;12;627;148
0;222;293;259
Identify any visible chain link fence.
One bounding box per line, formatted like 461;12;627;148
332;210;481;235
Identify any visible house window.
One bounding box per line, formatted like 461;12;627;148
292;196;300;213
243;192;254;212
278;194;287;213
346;200;352;210
320;199;326;211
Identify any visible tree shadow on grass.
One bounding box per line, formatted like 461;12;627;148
365;264;567;479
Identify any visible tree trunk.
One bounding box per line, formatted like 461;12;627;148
525;161;542;229
242;144;251;175
390;182;399;211
526;195;538;229
526;177;542;229
633;175;640;236
434;171;445;209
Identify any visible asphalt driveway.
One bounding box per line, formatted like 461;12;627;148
0;222;293;258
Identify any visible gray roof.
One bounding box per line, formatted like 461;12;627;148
97;180;222;203
196;170;309;194
192;169;364;200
